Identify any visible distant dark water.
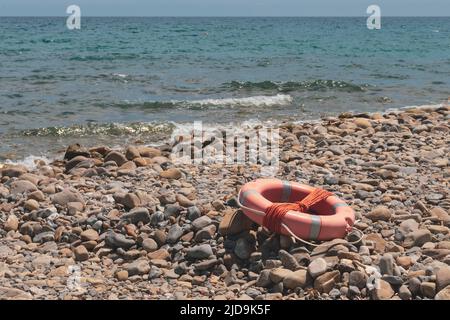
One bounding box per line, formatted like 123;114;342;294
0;17;449;159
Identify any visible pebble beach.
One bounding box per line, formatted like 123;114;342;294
0;105;449;300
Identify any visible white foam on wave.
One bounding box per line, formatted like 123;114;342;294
386;103;444;114
163;102;448;144
3;155;52;170
184;94;294;107
112;73;129;78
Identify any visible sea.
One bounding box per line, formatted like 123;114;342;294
0;17;449;160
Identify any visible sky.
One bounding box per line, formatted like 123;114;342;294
0;0;449;17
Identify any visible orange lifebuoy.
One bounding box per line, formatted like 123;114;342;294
238;178;355;241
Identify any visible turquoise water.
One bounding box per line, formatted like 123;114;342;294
0;17;449;158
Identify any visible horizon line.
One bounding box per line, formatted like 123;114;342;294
1;15;450;18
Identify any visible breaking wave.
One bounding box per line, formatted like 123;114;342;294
20;122;176;137
224;80;371;93
99;94;294;110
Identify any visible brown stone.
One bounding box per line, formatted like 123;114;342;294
74;245;89;261
219;210;254;236
28;190;45;202
147;248;170;260
119;161;137;171
366;206;392;222
104;151;128;166
152;230;167;246
24;199;39;211
137;146;161;158
283;270;309;289
19;173;41;185
337;251;362;261
422;249;450;260
403;229;432;248
415;201;430;215
436;266;450;292
141;238;158;253
364;233;387;253
89;146;111;157
123;193;141;210
428;225;450;235
125;146;140;160
269;268;293;283
430;207;450;225
396;256;412;269
176;194;194;207
437;241;450;249
212;200;226;211
67;202;84;215
116;270;129;281
49;266;68;277
4;214;19;231
133;157;148;167
435;285;450;300
82;240;97;251
52;189;84;207
160;168;182;180
64;143;90;160
421;282;436;298
372;279;395;300
354;118;372;129
65;156;90;172
314;270;340;294
10;180;37;195
181;231;194;242
1;165;27;178
80;229;99;242
0;286;32;300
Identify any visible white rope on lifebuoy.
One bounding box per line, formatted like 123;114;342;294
236;188;364;248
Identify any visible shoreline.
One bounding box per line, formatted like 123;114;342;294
0;102;447;166
0;105;449;300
